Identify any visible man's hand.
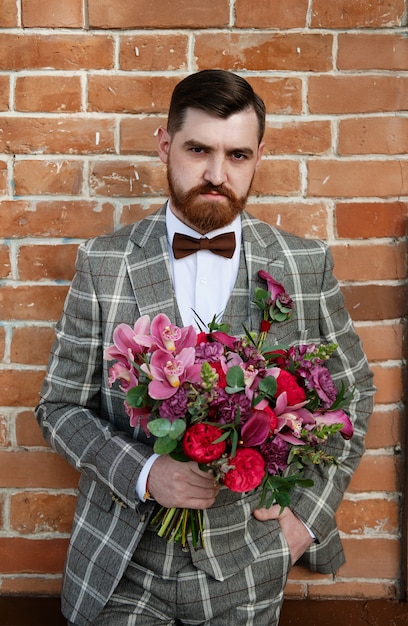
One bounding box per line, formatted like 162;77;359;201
147;455;220;509
253;505;313;564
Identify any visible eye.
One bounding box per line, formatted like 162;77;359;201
190;146;206;154
231;152;247;161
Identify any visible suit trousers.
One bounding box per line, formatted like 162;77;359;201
85;519;292;626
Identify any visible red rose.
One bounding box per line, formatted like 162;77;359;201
182;423;226;463
264;405;278;433
196;331;209;345
276;369;306;405
223;448;265;492
210;362;227;388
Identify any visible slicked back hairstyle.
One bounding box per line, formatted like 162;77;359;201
167;69;266;144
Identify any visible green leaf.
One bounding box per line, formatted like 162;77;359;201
153;435;178;455
147;418;171;437
126;385;147;408
258;376;277;397
226;365;245;390
168;419;186;440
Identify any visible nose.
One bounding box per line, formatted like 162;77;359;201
204;155;227;187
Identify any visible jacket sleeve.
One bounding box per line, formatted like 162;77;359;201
35;242;155;509
288;245;376;543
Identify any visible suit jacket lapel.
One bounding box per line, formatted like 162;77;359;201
126;206;182;325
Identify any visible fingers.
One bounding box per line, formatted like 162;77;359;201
147;456;219;509
252;504;282;521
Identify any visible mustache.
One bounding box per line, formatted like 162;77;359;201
193;183;238;201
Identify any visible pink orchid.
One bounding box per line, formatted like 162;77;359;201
103;315;153;364
274;391;314;445
143;347;202;400
107;362;138;391
125;403;150;435
313;409;354;440
150;313;197;354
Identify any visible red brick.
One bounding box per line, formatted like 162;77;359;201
337;498;399;535
0;0;18;27
365;408;404;450
0;34;114;71
308;160;408;198
90;160;167;197
11;327;56;365
119;203;163;226
338;33;408;71
195;33;333;72
88;75;179;114
307;581;397;600
10;492;76;534
0;160;7;194
331;242;406;281
370;364;404;405
247;202;329;239
342;285;408;321
13;160;83;196
349;455;400;493
0;450;79;488
0;75;9;111
120;35;188;71
0;117;115;154
0;244;11;278
311;0;406;28
235;0;309;28
0;201;114;238
0;538;69;574
248;77;303;115
15;76;82;113
15;410;49;447
22;0;84;28
336;201;407;238
88;0;229;28
308;76;408;114
339;538;400;579
356;323;405;362
251;160;301;196
0;285;68;322
0;370;46;408
18;244;78;281
264;121;331;155
120;117;165;155
338;117;408;155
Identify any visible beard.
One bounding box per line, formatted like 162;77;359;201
167;164;252;233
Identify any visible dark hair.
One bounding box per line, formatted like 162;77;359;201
167;69;266;144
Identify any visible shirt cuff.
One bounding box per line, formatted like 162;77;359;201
135;454;160;502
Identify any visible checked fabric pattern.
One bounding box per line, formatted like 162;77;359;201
36;207;375;625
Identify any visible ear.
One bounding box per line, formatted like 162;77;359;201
157;126;171;164
255;141;265;171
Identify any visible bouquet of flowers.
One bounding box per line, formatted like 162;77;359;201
104;270;353;548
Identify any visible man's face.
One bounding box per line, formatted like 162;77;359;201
157;107;264;233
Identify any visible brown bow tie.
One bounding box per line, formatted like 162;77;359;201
172;232;236;260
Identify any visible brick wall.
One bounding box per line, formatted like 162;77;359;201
0;0;407;602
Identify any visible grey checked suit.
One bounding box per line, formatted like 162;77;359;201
36;207;375;625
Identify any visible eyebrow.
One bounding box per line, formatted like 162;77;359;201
182;139;255;158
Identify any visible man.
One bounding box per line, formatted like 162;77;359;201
36;69;375;625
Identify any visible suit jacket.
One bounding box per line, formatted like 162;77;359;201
36;207;375;625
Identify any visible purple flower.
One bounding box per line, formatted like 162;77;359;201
307;365;337;408
159;387;189;422
260;436;290;475
195;340;225;363
213;389;252;425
